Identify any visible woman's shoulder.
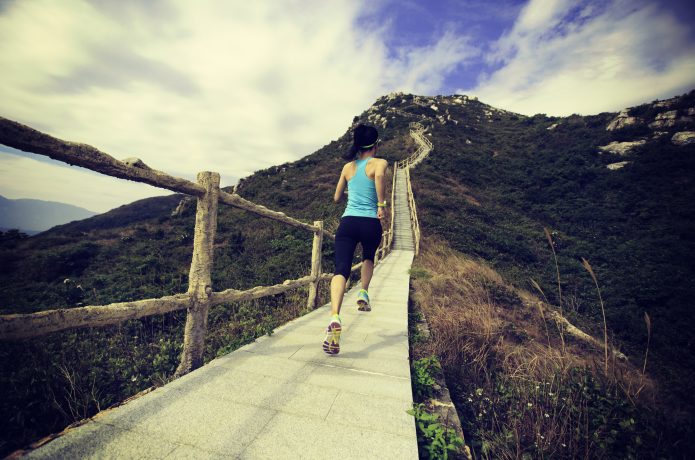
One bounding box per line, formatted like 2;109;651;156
341;161;355;175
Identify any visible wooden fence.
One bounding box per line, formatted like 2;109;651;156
404;167;421;255
0;116;403;376
397;122;433;169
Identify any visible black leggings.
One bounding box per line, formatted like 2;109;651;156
334;216;382;279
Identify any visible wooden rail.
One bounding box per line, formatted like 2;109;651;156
398;122;433;169
405;168;421;255
219;190;334;240
0;295;191;341
0;116;206;196
0;116;330;238
0;116;390;376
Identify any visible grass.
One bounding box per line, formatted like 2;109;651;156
408;318;470;459
0;280;333;457
581;257;609;376
408;237;675;459
408;402;466;460
544;227;565;355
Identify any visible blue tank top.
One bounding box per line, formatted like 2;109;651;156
343;158;378;218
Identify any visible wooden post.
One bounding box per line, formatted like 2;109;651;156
175;171;220;377
306;220;324;309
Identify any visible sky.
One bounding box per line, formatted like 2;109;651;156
1;0;694;213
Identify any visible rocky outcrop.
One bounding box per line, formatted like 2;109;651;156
607;161;630;170
606;109;642;131
171;196;193;217
367;112;388;128
598;140;646;156
385;92;404;101
671;131;695;146
649;110;678;128
654;97;679;108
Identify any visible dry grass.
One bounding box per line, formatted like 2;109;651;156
413;239;577;374
410;237;657;458
415;175;481;207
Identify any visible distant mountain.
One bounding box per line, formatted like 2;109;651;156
0;195;98;234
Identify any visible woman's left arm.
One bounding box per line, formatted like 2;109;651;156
374;160;388;220
374;159;387;204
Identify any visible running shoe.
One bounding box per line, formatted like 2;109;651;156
322;318;342;355
357;289;371;311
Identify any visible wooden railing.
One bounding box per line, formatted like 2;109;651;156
397;122;433;169
405;167;421;255
0;116;391;376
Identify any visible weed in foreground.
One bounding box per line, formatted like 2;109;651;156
408;403;465;460
413;356;443;400
409;238;667;459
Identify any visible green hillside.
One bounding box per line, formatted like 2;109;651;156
1;90;694;457
412;91;695;413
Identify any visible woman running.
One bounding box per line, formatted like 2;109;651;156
323;124;388;355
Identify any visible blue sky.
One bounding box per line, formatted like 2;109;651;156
1;0;694;212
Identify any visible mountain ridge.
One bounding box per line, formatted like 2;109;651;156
0;194;98;234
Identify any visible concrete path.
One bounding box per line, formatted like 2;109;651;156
26;127;426;460
27;248;418;459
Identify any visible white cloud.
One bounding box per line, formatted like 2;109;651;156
0;0;476;211
387;30;480;95
464;0;695;115
514;0;571;34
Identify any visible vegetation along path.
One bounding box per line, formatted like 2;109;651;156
24;126;432;459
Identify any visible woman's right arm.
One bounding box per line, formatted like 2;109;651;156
334;165;347;202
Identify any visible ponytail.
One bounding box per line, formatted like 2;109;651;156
342;145;358;161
